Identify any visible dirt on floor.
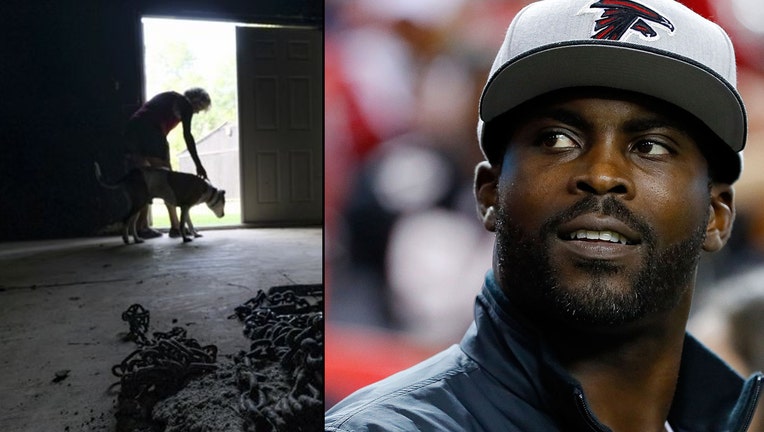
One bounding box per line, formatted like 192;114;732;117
0;229;323;432
112;285;323;432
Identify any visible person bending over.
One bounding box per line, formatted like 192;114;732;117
124;87;211;239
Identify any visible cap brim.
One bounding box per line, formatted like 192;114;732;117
480;42;746;153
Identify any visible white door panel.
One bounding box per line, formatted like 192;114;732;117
236;26;323;225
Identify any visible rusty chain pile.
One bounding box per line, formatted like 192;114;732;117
230;284;324;432
112;304;218;421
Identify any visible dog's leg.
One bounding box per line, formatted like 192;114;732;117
123;201;140;244
191;220;202;238
185;212;202;238
122;215;131;244
129;212;144;244
123;211;138;244
180;207;192;242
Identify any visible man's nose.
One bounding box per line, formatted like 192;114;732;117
567;143;635;198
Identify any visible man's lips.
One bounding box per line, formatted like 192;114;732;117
567;229;631;245
557;214;642;246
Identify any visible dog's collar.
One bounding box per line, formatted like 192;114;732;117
205;187;223;207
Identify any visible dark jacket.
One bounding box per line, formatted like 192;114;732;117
325;271;763;432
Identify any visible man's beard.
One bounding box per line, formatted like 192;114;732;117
495;195;708;327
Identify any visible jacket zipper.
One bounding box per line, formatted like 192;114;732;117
573;374;763;432
735;374;763;432
574;389;610;432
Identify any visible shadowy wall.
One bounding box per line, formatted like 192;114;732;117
0;0;322;241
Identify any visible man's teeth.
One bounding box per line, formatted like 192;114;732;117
569;230;629;245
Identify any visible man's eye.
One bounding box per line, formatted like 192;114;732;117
632;140;671;155
539;132;578;149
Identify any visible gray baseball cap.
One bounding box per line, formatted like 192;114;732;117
478;0;745;182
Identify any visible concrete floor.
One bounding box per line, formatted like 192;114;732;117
0;227;322;431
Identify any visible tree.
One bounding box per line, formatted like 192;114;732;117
143;19;238;170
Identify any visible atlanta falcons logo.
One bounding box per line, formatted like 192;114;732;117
588;0;674;41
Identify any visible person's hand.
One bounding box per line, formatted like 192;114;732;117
196;166;208;179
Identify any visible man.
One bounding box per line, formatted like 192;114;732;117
124;87;211;239
325;0;763;431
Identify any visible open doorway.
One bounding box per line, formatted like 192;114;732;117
141;17;241;229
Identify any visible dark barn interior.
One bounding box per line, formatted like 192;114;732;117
0;1;324;431
0;0;323;241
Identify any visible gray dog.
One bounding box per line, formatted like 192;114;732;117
95;162;225;243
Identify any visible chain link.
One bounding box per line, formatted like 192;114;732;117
112;304;218;407
231;284;324;431
112;284;323;431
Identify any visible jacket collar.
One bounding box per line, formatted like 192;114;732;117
460;270;763;431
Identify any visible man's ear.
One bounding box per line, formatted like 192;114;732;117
475;161;500;232
703;183;735;252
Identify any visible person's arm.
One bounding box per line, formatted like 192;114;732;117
181;110;207;179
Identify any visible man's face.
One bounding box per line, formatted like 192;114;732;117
487;90;718;328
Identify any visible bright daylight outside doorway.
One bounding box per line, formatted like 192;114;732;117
142;17;241;229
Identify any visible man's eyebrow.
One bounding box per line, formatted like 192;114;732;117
533;109;689;135
532;108;589;130
622;117;686;134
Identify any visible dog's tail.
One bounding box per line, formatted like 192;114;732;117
94;162;121;189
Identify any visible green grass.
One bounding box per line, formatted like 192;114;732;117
150;198;241;228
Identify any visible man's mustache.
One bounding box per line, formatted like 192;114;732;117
541;196;655;246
